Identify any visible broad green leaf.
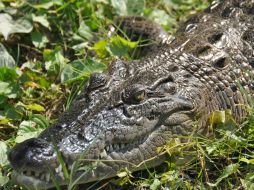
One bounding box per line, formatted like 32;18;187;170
0;82;10;94
0;116;9;125
0;141;8;166
44;48;68;78
0;13;33;40
94;0;109;3
0;2;4;9
15;120;44;143
26;103;45;112
71;42;90;51
150;178;161;190
0;67;18;81
209;110;226;126
61;58;107;83
117;171;128;178
111;0;144;15
126;0;145;15
78;21;93;41
0;81;18;99
148;9;175;30
207;163;240;187
108;35;138;56
111;0;145;16
0;43;15;68
206;143;219;155
240;157;254;165
31;14;50;28
0;172;9;186
241;178;254;190
28;0;62;9
0;141;9;186
93;39;109;58
5;105;23;120
111;0;127;15
31;32;49;48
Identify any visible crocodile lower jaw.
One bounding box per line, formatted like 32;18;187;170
12;171;56;189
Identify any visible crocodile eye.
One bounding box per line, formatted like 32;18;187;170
122;85;147;104
87;73;108;91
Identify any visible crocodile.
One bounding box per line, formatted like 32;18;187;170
8;0;254;189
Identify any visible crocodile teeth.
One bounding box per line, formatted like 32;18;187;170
26;170;31;176
59;170;64;179
35;172;40;177
120;143;125;149
68;164;72;171
46;173;50;182
55;164;63;174
40;174;45;181
100;149;107;158
91;170;95;177
109;144;113;152
113;144;119;150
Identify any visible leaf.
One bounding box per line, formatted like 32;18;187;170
0;2;5;9
0;141;8;166
108;35;138;56
111;0;144;15
0;13;33;40
31;114;49;129
31;32;49;48
148;9;175;30
0;81;18;99
15;120;44;143
44;48;68;78
26;103;45;112
0;172;9;186
241;178;254;190
150;178;161;190
31;14;50;28
0;43;16;68
207;163;240;187
5;105;23;120
209;110;226;126
0;116;9;125
78;21;93;41
111;0;127;15
126;0;145;15
93;39;109;58
61;58;107;83
239;158;254;165
0;67;18;81
117;171;128;178
0;141;9;185
111;0;145;16
28;0;62;9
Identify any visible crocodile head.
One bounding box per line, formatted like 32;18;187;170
8;56;208;189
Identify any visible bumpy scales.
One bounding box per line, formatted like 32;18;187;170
9;0;254;189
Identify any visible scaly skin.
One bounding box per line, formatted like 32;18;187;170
8;0;254;189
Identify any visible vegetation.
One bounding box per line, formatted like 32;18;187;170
0;0;253;189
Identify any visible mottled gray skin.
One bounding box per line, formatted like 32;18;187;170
8;0;254;189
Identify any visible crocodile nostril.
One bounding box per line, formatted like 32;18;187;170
208;33;223;44
213;57;229;69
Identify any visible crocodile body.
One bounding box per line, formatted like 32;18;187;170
9;0;254;189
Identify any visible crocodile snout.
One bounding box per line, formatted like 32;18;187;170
9;138;54;171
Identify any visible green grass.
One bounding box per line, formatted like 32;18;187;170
1;0;254;189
